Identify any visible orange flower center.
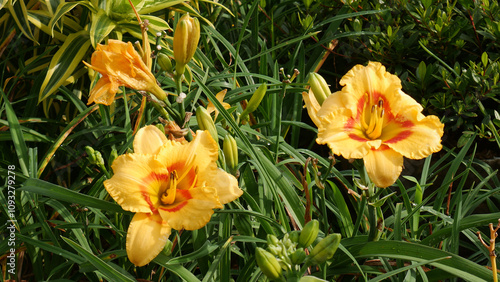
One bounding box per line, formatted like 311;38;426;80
159;155;198;206
361;94;385;140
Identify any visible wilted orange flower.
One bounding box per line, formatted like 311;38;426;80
104;125;243;266
303;62;444;188
83;40;166;105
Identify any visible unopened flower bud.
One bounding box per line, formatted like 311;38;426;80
157;53;173;73
108;148;118;166
267;234;280;246
85;146;97;164
173;13;200;76
290;248;307;265
223;134;238;175
289;231;300;244
255;247;282;280
308;73;331;105
196;106;218;142
299;219;319;248
240;83;267;122
307;233;341;265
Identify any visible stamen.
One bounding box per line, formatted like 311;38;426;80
160;171;178;205
378;99;384;108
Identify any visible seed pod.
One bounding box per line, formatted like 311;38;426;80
307;233;341;265
299;219;319;248
255;247;282;280
308;73;331;105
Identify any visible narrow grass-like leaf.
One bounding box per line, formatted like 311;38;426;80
17;234;85;264
335;240;496;281
90;9;116;47
61;237;136;282
369;256;451;282
39;30;91;103
20;178;130;214
2;89;29;176
6;0;36;43
37;104;98;178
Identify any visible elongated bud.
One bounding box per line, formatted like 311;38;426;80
299;219;319;248
196;106;218;142
240;83;267;122
108;148;118;166
223;134;238;175
85;146;97;164
308;73;331;105
255;247;282;280
157;53;173;73
267;234;280;246
307;233;341;265
173;13;200;75
290;248;307;265
289;231;300;244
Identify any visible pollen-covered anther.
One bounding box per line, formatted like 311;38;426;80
161;171;178;205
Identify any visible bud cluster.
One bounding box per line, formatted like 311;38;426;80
255;220;341;281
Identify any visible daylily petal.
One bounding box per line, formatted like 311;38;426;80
134;125;168;155
317;108;377;159
86;76;119;106
126;212;171;266
336;62;403;115
158;187;222;230
302;90;322;127
363;145;404;188
156;130;218;190
104;154;168;213
199;167;243;204
207;89;230;120
384;113;444;159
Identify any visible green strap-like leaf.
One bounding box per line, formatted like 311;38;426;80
334;240;497;281
20;178;131;214
90;9;116;48
39;30;91;103
48;2;96;37
6;0;37;43
61;237;136;282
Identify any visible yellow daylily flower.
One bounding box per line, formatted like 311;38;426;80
207;89;231;120
104;125;243;266
304;62;444;188
83;40;166;105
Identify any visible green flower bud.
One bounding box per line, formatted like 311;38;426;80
85;146;97;164
308;73;331;105
290;248;307;265
173;13;200;75
223;134;238;175
157;53;173;73
196;106;218;142
289;231;300;244
307;233;341;265
299;219;319;248
108;148;118;166
255;247;282;280
267;234;280;246
240;83;267;122
94;150;105;167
